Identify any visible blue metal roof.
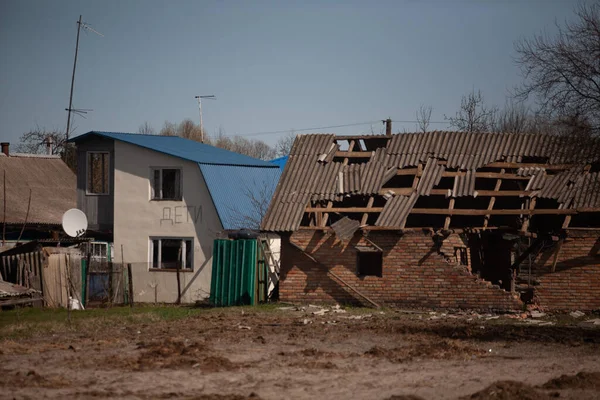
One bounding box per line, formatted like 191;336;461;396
70;131;275;167
199;163;281;230
269;155;288;170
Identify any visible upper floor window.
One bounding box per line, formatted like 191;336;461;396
151;167;182;200
87;152;110;195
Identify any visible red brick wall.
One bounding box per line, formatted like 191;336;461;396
532;230;600;311
280;230;523;311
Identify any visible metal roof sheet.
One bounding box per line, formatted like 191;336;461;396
198;164;281;230
70;131;276;167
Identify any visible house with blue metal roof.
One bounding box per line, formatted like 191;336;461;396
69;131;280;304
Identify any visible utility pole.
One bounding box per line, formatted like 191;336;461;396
65;15;82;142
195;95;216;143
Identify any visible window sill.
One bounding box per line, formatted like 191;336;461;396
149;268;194;273
150;198;183;202
86;192;111;196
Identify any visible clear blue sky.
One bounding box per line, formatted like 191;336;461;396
0;0;588;148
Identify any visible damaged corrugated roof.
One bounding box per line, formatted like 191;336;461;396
262;131;600;232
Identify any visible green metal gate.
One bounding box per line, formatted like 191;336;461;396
210;239;267;306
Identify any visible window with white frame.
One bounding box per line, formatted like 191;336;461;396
151;168;182;200
87;152;110;194
150;238;193;270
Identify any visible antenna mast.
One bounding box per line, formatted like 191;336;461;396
195;95;216;143
65;15;82;142
65;15;103;141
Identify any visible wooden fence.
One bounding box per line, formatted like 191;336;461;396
0;247;83;308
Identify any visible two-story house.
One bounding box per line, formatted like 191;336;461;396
70;131;280;303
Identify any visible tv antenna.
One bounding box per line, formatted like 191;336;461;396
195;95;216;143
65;15;103;142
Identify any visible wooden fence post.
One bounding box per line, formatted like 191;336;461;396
127;263;134;308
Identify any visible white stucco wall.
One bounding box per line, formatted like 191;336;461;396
113;141;223;303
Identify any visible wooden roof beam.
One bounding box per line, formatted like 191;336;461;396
411;208;576;216
335;151;374;158
334;135;391;141
485;162;573;170
305;207;579;215
380;188;534;197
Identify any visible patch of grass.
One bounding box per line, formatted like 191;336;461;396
0;303;290;339
0;305;208;339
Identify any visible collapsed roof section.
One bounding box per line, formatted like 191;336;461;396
261;131;600;233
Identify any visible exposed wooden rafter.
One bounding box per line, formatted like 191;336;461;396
484;169;504;230
305;207;580;215
381;188;533;197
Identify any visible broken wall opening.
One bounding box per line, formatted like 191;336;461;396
468;232;514;291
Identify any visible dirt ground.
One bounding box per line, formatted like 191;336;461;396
0;305;599;400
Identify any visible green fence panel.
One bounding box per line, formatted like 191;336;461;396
210;239;257;306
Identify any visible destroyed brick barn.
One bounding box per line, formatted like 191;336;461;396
261;132;600;311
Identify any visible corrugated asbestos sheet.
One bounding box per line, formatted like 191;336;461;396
375;193;419;228
572;172;600;208
261;132;600;232
417;158;445;195
331;217;361;241
262;135;336;231
0;155;76;225
453;170;476;197
517;167;545;176
385;131;600;169
526;173;547;191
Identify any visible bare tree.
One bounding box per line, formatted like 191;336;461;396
416;104;433;133
159;121;178;136
177;119;204;141
445;90;498;133
274;131;296;156
514;3;600;133
16;128;66;155
159;119;204;141
137;122;156;135
228;176;278;230
15;127;76;170
493;102;537;134
159;121;276;160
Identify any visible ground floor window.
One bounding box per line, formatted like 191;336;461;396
150;238;193;270
356;248;383;277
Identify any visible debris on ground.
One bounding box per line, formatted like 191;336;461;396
570;310;585;318
582;319;600;326
530;311;546;318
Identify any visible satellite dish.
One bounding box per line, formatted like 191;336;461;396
62;208;88;238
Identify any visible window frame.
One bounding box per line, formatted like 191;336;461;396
86;151;110;195
149;237;194;271
150;167;183;201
